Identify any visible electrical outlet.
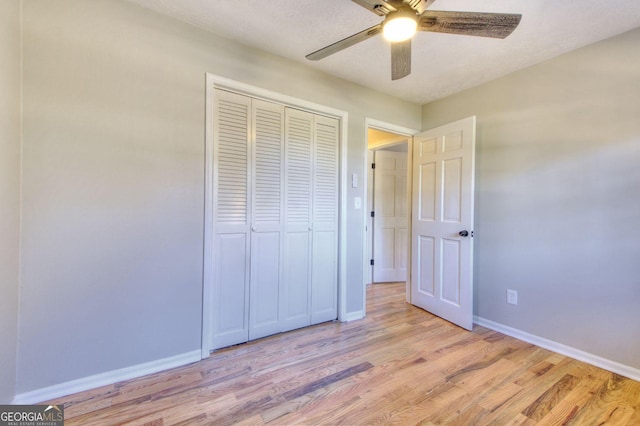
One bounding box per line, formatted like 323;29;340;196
507;289;518;305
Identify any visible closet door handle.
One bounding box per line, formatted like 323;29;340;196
251;226;256;232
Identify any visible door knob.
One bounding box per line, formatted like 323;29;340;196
459;230;469;237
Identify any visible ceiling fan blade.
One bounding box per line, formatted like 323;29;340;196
350;0;396;16
419;10;522;39
306;24;382;61
391;39;411;80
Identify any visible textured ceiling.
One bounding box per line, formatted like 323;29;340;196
127;0;640;104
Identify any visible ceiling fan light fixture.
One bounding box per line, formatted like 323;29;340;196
383;9;418;42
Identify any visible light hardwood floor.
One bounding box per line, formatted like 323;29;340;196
49;283;640;425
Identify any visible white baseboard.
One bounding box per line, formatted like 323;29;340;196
474;316;640;382
342;310;365;322
12;350;201;405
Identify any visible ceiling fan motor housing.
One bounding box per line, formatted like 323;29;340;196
383;7;419;42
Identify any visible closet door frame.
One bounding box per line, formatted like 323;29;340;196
202;74;348;358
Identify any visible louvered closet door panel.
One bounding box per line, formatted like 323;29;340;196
249;100;285;340
212;89;252;349
311;115;339;324
281;108;313;332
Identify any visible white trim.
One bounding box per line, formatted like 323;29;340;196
342;311;365;322
12;350;201;405
338;112;348;323
201;73;215;359
203;74;349;356
404;136;414;304
362;130;370;312
207;75;347;120
366;118;418;137
363;118;418;311
474;316;640;382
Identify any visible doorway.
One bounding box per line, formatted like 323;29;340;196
363;117;476;331
365;124;414;290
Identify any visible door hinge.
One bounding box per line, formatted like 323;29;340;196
370;211;375;218
371;163;376;169
370;259;374;266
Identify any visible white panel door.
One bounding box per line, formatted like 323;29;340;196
373;150;408;283
211;89;252;349
311;115;339;324
411;116;476;330
249;100;285;340
281;108;313;332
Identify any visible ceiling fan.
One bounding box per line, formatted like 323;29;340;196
306;0;522;80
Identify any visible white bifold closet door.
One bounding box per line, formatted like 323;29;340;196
281;109;313;332
282;109;339;330
310;113;339;324
211;89;338;351
249;99;286;341
211;90;252;349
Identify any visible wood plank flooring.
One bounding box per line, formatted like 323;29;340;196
48;283;640;425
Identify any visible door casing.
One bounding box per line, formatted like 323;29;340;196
363;119;419;309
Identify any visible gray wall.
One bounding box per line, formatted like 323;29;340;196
422;28;640;369
17;0;421;393
0;0;21;404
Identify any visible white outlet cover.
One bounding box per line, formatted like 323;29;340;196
507;289;518;305
354;197;362;210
